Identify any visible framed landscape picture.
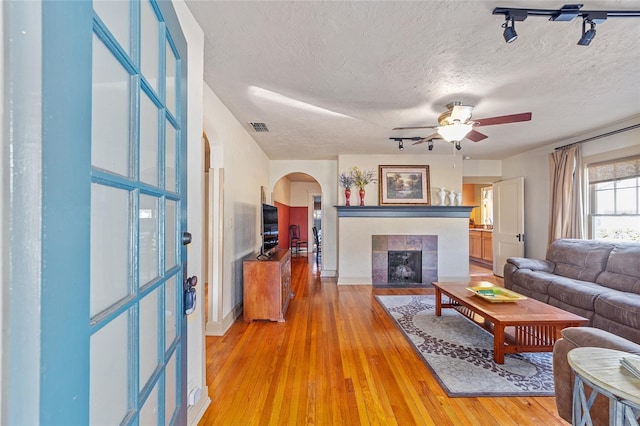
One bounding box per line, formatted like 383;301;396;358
378;165;431;205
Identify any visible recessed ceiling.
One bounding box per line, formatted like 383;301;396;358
186;1;640;161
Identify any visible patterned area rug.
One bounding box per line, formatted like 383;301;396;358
376;295;554;397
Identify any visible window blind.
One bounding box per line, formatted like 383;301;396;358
588;155;640;184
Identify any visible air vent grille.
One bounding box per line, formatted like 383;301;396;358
249;122;269;132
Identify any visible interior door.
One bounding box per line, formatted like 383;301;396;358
492;177;525;276
35;1;188;424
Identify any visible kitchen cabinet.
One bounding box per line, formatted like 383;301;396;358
469;229;493;264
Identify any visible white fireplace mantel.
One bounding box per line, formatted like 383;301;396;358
336;207;471;285
335;205;474;218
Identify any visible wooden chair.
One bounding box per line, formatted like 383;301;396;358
289;224;308;256
312;226;321;264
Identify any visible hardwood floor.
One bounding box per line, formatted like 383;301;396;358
198;256;567;425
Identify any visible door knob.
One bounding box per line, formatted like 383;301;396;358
184;275;197;315
182;231;192;245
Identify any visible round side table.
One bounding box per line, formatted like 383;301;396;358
568;347;640;426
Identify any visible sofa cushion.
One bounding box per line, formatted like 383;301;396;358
595;243;640;294
546;276;607;311
546;239;614;281
593;315;640;346
548;298;594;323
509;284;550;303
593;292;640;330
508;269;556;296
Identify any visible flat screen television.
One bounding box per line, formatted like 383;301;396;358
260;203;279;257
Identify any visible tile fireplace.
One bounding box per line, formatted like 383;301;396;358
372;235;437;287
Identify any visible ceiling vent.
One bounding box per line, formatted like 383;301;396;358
249;122;269;132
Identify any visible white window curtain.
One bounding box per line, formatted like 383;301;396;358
548;145;585;242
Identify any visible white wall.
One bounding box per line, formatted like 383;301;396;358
463;159;502;182
338;153;464;206
172;1;209;423
290;181;321;206
202;83;271;334
272;176;290;206
502;115;640;260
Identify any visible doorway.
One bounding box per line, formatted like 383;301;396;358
312;195;322;267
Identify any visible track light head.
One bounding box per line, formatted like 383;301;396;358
577;18;597;45
398;140;404;151
428;141;434;151
455;141;462;151
493;6;628;47
502;17;518;43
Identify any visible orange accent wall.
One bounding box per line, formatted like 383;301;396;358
289;207;309;245
275;201;290;249
272;202;308;249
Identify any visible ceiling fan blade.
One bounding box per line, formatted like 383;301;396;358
474;112;532;127
392;125;437;131
412;133;440;145
450;105;474;122
466;129;488;142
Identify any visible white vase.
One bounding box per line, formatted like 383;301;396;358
448;191;456;206
438;188;447;206
456;192;462;206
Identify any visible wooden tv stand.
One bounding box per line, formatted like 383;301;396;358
243;248;292;322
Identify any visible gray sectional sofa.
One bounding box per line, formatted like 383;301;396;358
504;238;640;344
504;238;640;425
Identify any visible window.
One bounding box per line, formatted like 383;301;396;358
588;156;640;242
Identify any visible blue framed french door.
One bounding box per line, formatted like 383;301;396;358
38;0;188;424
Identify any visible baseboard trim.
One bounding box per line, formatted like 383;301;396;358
337;276;372;285
205;303;242;336
187;385;211;426
320;269;336;277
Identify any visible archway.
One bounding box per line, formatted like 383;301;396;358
272;172;322;270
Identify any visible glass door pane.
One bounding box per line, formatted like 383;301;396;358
89;1;186;423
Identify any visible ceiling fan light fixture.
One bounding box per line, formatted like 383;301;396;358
398;140;404;151
455;141;462;151
428;141;434;151
437;122;473;142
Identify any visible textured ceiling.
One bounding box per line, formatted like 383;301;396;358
186;1;640;160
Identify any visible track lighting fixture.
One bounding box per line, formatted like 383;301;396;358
577;18;597;45
493;4;639;46
502;17;518;43
499;9;527;44
389;137;441;152
455;141;462;151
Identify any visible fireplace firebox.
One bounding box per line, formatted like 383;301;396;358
388;251;422;284
372;235;437;288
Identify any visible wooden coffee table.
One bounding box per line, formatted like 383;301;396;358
433;281;589;364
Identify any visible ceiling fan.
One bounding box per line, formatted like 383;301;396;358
392;102;532;146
